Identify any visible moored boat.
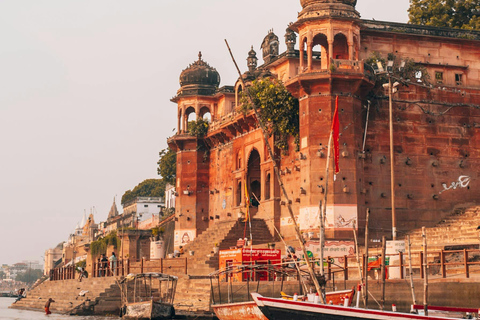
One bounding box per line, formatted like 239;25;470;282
118;273;177;320
210;263;356;320
251;293;479;320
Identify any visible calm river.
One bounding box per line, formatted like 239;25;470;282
0;298;116;320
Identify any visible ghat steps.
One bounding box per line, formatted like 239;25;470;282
182;218;276;276
10;275;216;316
10;277;121;315
404;207;480;252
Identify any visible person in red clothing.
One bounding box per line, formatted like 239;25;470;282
45;298;55;314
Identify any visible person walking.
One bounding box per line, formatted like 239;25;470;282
45;298;55;314
101;254;108;276
109;252;117;276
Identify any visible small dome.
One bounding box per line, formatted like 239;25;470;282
300;0;357;8
179;52;220;88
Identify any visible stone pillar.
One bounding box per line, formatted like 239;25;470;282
307;41;313;71
328;40;333;66
299;40;305;72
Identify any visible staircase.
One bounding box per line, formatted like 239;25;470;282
10;277;121;315
405;207;480;252
173;275;213;317
183;218;276;275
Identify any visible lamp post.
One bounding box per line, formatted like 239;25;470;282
377;60;401;240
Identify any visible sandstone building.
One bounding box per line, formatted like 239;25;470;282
168;0;480;247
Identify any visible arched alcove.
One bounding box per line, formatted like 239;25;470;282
333;33;348;60
300;36;308;71
247;149;261;205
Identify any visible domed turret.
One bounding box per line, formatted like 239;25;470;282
300;0;356;8
296;0;359;22
177;52;220;97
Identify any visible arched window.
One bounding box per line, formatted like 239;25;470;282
236;181;242;207
199;106;211;122
264;172;271;200
185;106;196;131
312;33;328;70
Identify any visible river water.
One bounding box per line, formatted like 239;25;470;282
0;298;116;320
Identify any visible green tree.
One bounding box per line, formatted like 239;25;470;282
15;269;43;284
240;78;299;151
121;179;165;205
157;147;176;185
187;118;209;138
408;0;480;30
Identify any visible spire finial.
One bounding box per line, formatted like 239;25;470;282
198;51;202;61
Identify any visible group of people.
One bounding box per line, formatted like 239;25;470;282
97;252;117;277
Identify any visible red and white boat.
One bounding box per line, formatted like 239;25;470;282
210;264;356;320
251;293;479;320
213;288;355;320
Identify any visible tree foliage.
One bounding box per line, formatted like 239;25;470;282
409;0;480;30
157;147;176;186
240;78;299;151
187;118;209;138
366;52;430;93
90;231;120;256
15;269;43;284
121;179;165;205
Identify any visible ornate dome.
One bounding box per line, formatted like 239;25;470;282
179;52;220;88
294;0;359;24
300;0;357;7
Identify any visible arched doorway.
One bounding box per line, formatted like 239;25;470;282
247;149;261;213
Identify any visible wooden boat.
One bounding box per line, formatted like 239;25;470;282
210;263;356;320
118;273;177;320
251;293;479;320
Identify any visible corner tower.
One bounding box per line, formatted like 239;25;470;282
284;0;373;239
168;52;220;246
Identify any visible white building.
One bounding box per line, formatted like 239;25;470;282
165;184;176;209
123;197;164;223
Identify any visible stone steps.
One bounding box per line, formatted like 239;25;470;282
404;206;480;252
183;218;275;276
10;277;121;314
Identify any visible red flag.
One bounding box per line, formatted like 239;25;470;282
332;96;340;174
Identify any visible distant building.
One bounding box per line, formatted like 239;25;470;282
44;243;63;275
165;183;176;209
123;197;164;223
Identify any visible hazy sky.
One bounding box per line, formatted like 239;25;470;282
0;0;409;266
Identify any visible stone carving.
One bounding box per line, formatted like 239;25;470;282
285;27;297;54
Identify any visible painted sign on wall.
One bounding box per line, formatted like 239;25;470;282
174;229;196;247
294;240;355;265
281;205;357;230
439;175;471;194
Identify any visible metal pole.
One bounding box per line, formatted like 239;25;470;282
362;100;371;153
389;76;397;240
364;209;370;309
422;227;428;316
352;222;366;307
407;235;417;305
381;236;386;310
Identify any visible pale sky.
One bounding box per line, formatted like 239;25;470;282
0;0;409;266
